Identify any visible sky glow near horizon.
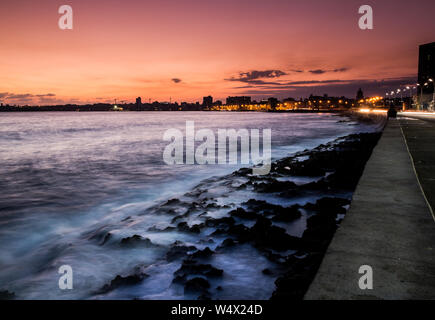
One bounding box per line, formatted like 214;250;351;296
1;0;435;105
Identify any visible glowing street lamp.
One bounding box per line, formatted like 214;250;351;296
429;79;434;108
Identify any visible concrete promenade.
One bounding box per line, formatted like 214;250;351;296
305;118;435;300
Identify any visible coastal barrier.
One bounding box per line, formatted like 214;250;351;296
305;118;435;299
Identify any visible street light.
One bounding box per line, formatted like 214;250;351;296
417;83;422;110
397;89;403;104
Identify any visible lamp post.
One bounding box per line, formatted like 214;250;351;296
423;82;429;110
429;78;434;110
403;86;410;110
412;86;417;109
397;89;402;106
417;83;423;110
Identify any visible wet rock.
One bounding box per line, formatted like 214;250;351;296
174;260;223;280
205;216;235;228
86;228;113;246
120;235;155;247
98;273;148;294
271;205;301;222
173;260;223;289
250;218;301;251
227;224;252;242
177;222;202;234
262;268;273;275
206;202;221;209
171;214;186;224
0;290;15;300
163;198;181;206
166;244;197;262
197;292;212;300
303;197;349;217
242;199;295;217
229;207;259;220
233;167;251;176
302;215;337;251
219;238;236;248
184;277;210;293
254;179;298;193
271;253;323;300
190;247;214;259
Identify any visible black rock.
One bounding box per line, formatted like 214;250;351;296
174;260;223;280
166;244;197;262
0;290;15;300
205;216;235;228
190;247;214;259
184;277;210;293
120;235;155;247
177;222;202;233
229;208;259;220
250;217;302;251
262;268;273;275
254;179;298;193
98;273;148;294
220;238;236;248
271;205;301;222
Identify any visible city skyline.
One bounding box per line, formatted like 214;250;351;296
1;0;435;105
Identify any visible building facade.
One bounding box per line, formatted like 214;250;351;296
418;42;435;110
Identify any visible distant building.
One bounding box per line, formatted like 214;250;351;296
202;96;213;107
268;97;278;109
356;88;364;101
226;96;251;106
136;97;142;108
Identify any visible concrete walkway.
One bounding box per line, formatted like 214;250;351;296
305;119;435;300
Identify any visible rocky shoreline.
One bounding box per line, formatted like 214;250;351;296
0;128;382;300
90;130;382;300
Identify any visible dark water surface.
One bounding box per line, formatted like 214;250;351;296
0;111;378;299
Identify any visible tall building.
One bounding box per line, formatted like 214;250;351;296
418;42;435;92
268;97;278;109
202;96;213;107
356;88;364;101
418;42;435;109
226;96;251;106
136;97;142;108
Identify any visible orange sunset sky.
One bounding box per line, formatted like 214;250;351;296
1;0;435;105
